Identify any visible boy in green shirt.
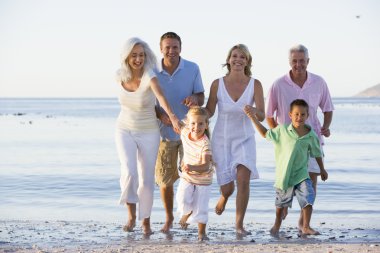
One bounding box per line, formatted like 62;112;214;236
244;99;328;236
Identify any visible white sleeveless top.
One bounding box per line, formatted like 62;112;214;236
211;77;259;185
116;69;159;132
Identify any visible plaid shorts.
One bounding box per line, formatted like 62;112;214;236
275;179;315;209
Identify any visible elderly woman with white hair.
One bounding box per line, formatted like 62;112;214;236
115;37;181;235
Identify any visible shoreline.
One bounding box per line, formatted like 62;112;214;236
1;220;379;252
3;243;379;253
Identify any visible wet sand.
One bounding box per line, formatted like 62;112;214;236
1;220;379;252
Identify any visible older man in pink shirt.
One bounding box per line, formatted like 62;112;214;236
266;44;334;229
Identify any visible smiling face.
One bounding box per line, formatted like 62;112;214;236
289;51;309;77
160;38;181;65
288;105;309;129
228;48;248;72
127;44;145;71
188;114;208;141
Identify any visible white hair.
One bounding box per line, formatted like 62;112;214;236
116;37;157;83
289;44;309;59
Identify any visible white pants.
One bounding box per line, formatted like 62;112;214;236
176;178;210;224
115;128;160;220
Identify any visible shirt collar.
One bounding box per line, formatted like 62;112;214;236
287;123;312;137
285;71;311;88
157;57;184;74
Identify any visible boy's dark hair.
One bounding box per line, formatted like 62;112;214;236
160;32;182;47
290;99;309;113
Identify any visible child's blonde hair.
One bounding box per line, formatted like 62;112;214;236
185;106;210;138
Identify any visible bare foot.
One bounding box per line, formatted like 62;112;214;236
142;219;153;235
179;212;192;230
198;234;209;241
236;228;252;236
160;218;173;233
302;227;321;235
215;196;227;215
282;207;288;220
123;219;136;232
179;220;189;230
270;227;280;238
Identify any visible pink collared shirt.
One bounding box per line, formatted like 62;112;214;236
266;71;334;145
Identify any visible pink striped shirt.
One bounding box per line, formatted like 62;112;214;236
180;127;213;185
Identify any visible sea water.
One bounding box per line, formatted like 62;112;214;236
0;98;379;228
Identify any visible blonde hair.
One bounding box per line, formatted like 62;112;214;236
116;37;157;83
223;44;253;77
185;107;210;138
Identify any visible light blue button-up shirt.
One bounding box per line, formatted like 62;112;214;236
155;57;204;141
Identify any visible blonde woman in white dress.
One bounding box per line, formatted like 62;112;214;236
206;44;265;236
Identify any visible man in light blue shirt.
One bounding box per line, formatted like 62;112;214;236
155;32;205;233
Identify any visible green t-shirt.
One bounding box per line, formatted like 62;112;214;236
266;124;322;190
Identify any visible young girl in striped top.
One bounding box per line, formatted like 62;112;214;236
175;107;214;241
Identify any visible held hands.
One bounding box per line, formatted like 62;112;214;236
321;127;331;137
157;110;181;134
244;105;258;120
158;112;172;126
182;95;198;107
169;115;182;134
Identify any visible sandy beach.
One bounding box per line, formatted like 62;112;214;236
1;220;379;252
4;243;379;253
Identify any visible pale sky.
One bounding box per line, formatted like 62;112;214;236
1;0;379;98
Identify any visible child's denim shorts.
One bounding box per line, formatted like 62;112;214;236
275;179;315;209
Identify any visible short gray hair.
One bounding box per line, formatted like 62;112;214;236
289;44;309;59
116;37;157;83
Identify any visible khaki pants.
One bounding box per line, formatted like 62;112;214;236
155;140;182;186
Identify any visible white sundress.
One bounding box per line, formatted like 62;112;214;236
211;77;260;186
